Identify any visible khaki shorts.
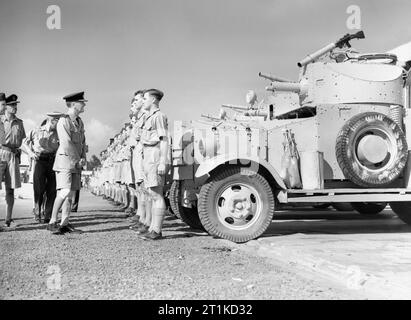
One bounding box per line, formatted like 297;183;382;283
142;145;165;188
132;143;144;183
0;154;21;190
56;171;81;190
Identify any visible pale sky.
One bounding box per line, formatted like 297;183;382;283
1;0;410;156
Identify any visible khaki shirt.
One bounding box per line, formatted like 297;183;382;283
0;115;26;161
131;111;147;144
0;120;5;145
0;115;26;148
141;108;168;146
53;115;86;173
25;125;59;154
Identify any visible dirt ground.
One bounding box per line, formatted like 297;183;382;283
1;185;410;300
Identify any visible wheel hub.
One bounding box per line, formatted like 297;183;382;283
227;191;252;219
216;183;261;230
356;134;388;164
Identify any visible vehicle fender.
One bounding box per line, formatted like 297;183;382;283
195;153;287;190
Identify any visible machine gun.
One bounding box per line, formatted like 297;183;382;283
297;30;365;67
221;104;252;111
221;104;268;118
258;72;293;83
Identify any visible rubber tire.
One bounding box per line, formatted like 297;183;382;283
169;181;182;220
169;180;204;230
332;202;354;212
390;202;411;225
198;166;275;243
335;112;408;187
351;202;387;215
312;203;331;209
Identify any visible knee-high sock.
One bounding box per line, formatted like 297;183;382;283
123;188;129;206
136;193;145;220
149;208;166;234
144;199;152;227
116;187;122;203
129;195;136;210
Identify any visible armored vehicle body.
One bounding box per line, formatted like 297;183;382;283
170;31;411;242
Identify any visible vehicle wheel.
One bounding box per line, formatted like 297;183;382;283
169;180;204;230
312;203;331;209
390;202;411;225
168;181;182;220
198;166;275;243
351;202;387;215
336;112;408;187
332;202;353;211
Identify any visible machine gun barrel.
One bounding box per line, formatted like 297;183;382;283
258;72;292;83
221;104;250;111
297;30;365;67
244;110;268;117
266;81;302;93
201;114;221;121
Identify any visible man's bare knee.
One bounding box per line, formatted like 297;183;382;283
58;188;71;199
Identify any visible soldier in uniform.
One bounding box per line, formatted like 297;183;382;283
137;89;168;240
0;93;6;142
0;94;26;229
22;112;63;223
129;90;152;230
0;93;5;232
48;92;87;235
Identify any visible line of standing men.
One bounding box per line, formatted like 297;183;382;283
0;91;87;235
94;89;169;240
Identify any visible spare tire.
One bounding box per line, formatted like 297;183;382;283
336;112;408;187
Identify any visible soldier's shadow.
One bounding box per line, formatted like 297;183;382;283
80;225;132;234
70;213;128;222
162;232;209;239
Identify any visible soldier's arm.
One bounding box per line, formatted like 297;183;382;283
21;130;37;158
156;113;169;173
80;129;87;162
57;117;80;159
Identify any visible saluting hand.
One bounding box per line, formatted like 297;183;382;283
31;152;39;161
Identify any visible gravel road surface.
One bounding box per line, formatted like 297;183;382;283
0;187;359;300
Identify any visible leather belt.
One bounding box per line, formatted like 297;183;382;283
0;145;18;153
38;153;56;161
143;142;160;147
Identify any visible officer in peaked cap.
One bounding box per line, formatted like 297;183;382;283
22;111;64;223
48;92;87;234
62;91;88;103
0;93;6;145
0;94;26;229
5;94;20;105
